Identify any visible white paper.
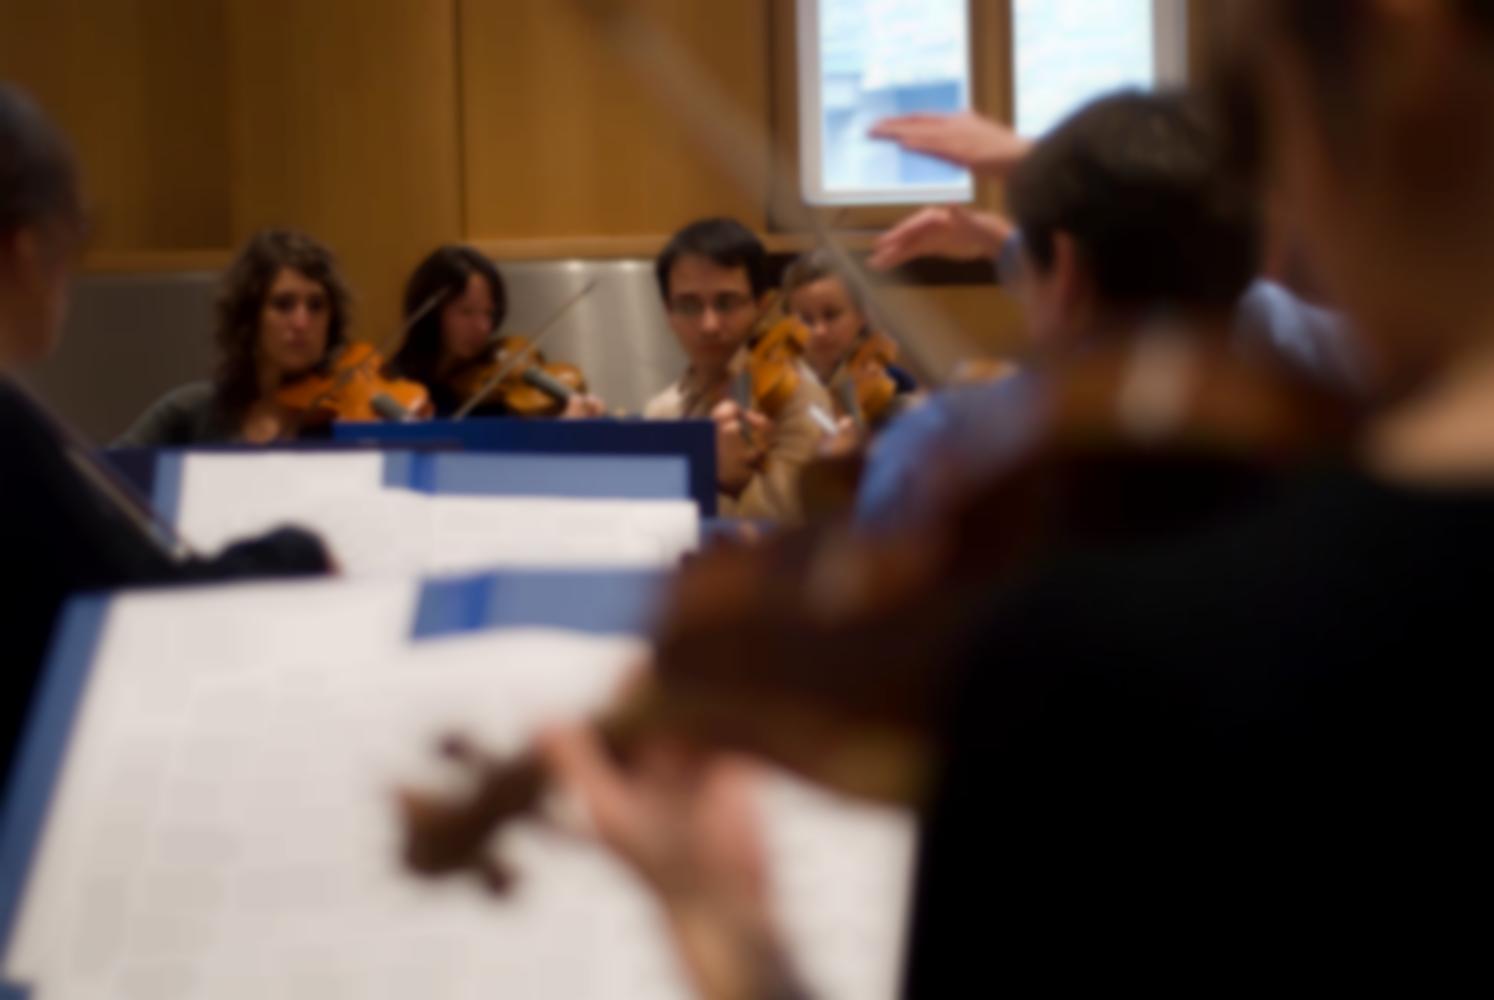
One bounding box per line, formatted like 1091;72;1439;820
173;453;388;554
5;583;912;1000
170;453;699;576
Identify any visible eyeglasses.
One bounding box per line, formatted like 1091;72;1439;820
668;292;754;319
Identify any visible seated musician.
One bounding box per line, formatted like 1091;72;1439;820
857;90;1264;531
0;87;330;787
781;247;919;434
118;228;356;446
387;244;604;419
644;218;833;523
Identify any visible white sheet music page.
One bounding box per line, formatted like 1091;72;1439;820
174;452;389;555
424;496;699;573
171;453;698;576
3;582;912;1000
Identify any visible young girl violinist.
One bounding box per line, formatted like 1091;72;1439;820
120;229;364;445
387;245;604;419
781;248;918;437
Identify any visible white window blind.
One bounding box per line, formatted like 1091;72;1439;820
798;0;976;206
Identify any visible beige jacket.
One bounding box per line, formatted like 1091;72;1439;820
644;359;833;523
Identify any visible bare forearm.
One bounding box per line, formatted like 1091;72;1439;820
665;897;812;1000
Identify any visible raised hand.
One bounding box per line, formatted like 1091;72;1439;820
869;110;1033;176
869;206;1015;272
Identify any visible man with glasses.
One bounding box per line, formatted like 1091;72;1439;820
645;217;833;523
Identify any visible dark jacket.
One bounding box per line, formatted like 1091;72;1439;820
1;379;331;788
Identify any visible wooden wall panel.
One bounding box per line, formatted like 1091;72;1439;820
224;0;463;339
0;0;230;251
459;0;771;244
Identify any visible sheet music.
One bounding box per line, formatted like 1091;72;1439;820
425;496;700;572
171;453;699;575
174;452;388;551
5;582;912;1000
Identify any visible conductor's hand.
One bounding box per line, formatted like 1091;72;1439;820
869;206;1015;272
869;110;1033;176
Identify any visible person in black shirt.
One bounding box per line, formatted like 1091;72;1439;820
529;1;1494;995
0;86;330;790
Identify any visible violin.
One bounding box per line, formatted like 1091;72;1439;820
399;324;1357;887
733;301;810;421
275;341;431;431
829;330;901;432
447;335;590;419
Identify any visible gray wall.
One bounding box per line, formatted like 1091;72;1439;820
21;260;689;444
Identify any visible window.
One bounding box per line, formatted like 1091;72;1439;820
1013;0;1189;138
798;0;976;206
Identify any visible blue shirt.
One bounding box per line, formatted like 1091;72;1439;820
857;281;1359;532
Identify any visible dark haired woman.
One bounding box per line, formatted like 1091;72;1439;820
388;244;604;419
0;86;330;787
119;228;360;445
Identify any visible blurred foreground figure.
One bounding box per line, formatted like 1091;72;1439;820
0;85;330;790
408;2;1494;995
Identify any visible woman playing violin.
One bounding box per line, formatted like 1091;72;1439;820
388;244;604;420
119;228;356;445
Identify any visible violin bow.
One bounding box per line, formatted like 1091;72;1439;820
9;378;194;562
452;278;599;421
569;0;981;387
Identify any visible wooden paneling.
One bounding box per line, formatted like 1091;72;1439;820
0;0;230;251
3;0;1032;360
224;0;463;339
459;0;771;242
881;284;1027;377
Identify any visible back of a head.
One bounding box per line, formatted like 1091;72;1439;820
1009;90;1259;316
655;218;769;300
1262;0;1494;220
0;83;81;238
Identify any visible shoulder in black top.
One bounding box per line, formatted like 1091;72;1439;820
905;463;1494;994
0;379;332;790
116;380;239;447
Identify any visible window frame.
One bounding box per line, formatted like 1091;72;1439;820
1006;0;1192;137
795;0;978;207
770;0;1208;236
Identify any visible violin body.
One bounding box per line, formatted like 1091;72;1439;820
276;341;431;429
446;336;590;418
739;309;810;418
832;330;901;430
